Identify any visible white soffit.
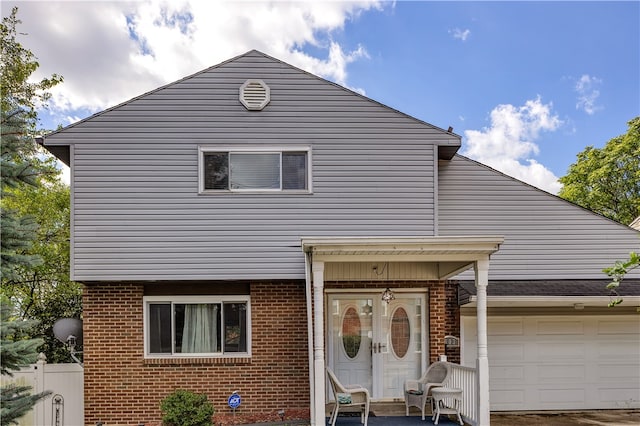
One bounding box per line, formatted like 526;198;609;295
301;236;504;263
239;79;270;111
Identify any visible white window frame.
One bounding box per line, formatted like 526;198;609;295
198;145;312;194
143;295;251;359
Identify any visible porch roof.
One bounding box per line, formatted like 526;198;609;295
301;236;503;279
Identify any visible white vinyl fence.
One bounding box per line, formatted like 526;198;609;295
4;353;83;426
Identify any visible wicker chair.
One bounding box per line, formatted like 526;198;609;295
404;361;451;420
326;367;370;426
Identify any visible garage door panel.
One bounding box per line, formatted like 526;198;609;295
491;319;524;335
599;387;640;405
536;320;583;335
490;366;525;380
539;388;585;404
536;342;585;359
491;389;525;405
463;314;640;411
597;319;640;334
491;343;524;360
597;341;640;359
597;363;640;381
537;364;584;381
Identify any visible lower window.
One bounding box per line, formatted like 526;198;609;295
144;296;250;357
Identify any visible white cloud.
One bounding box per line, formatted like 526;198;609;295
58;163;70;186
450;28;471;41
10;0;383;122
575;74;602;115
65;115;83;126
462;97;563;194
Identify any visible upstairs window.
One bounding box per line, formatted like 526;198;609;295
199;147;310;193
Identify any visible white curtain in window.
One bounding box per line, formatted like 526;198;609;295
181;304;218;353
230;153;280;189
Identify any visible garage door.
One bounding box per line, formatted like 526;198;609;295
462;315;640;411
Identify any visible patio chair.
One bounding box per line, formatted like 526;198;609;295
404;361;451;420
326;366;370;426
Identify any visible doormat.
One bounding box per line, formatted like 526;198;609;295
338;412;376;417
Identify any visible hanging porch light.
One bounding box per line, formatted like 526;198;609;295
381;288;395;304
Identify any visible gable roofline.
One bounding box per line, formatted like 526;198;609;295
42;49;461;157
251;50;462;152
451;154;640;234
43;49;256;140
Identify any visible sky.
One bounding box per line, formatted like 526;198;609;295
7;0;640;194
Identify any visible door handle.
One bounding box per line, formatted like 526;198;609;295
372;342;386;353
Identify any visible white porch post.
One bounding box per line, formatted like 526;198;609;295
475;258;491;425
312;261;326;426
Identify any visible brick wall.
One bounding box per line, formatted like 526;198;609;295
83;281;309;426
83;279;460;425
443;280;461;364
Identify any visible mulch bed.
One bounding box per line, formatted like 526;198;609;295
213;408;310;425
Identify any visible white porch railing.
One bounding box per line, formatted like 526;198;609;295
443;362;478;426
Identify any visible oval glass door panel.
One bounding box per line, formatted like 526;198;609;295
342;307;362;359
390;307;410;358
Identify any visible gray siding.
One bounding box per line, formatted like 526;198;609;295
438;156;640;280
46;51;450;281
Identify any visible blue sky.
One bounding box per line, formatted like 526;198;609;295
11;1;639;193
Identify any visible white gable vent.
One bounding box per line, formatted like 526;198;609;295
239;79;270;111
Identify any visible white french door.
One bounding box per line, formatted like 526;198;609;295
328;293;427;400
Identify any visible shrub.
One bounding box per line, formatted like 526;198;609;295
160;389;214;426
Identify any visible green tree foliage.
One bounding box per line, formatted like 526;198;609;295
560;118;640;307
1;8;63;421
1;6;62;280
1;7;80;360
558;117;640;225
1;109;47;280
2;182;81;362
603;252;640;307
0;300;52;425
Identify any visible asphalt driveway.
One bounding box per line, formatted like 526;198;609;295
490;410;640;426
